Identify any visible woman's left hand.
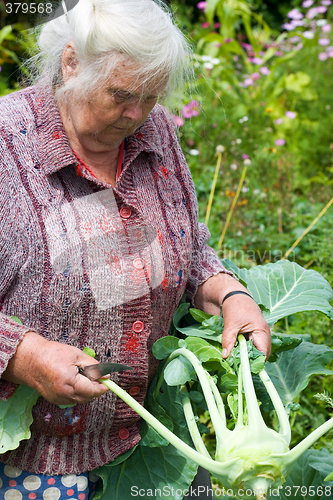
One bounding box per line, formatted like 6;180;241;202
194;272;271;359
220;292;271;359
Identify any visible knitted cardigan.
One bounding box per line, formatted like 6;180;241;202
0;81;231;474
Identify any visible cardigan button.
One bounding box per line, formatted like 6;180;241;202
118;428;130;440
129;386;140;396
132;321;144;333
133;258;144;270
119;206;132;219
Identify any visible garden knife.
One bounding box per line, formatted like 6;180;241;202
79;362;133;381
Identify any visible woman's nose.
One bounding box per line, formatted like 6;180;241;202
121;101;144;122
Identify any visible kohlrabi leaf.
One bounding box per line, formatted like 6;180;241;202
152;336;181;360
0;385;40;453
268;448;333;500
184;337;223;364
164;355;196;386
189;308;212;323
265;341;333;407
268;332;304;362
222;259;333;325
173;303;223;342
94;378;198;500
93;444;198;500
140;399;173;447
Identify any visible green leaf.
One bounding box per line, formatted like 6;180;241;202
189;308;212;323
185;337;223;364
222;259;333;325
285;71;311;93
268;448;333;499
94;445;198;500
268;333;304;362
220;373;238;391
164;356;196;386
0;385;40;453
152;336;180;360
94;378;198;499
265;341;333;406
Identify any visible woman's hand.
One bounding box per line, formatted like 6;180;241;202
194;272;271;359
220;292;271;359
2;331;109;405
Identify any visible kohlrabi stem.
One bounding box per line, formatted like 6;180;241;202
159;348;229;445
281;417;333;466
180;385;211;459
259;370;291;444
235;361;244;430
208;375;227;426
239;335;266;433
100;378;217;471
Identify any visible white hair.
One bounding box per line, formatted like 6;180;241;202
28;0;192;108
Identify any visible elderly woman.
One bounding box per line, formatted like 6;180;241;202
0;0;270;497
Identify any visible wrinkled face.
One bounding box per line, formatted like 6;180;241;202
60;47;168;153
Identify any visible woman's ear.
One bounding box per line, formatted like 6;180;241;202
62;42;79;83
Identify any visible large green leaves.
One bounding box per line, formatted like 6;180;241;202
94;378;199;500
265;341;333;406
222;259;333;325
268;448;333;500
0;385;40;453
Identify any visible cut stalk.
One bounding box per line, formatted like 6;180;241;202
218;164;247;249
180;385;211;459
239;335;266;432
280;417;333;466
283;196;333;259
100;378;217;471
235;362;244;430
160;348;230;446
205;151;223;226
259;370;291;444
208;374;227;426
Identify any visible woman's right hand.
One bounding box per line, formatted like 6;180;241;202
2;331;109;405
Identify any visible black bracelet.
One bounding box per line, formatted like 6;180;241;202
221;290;254;305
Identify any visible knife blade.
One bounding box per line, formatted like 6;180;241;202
79;362;133;381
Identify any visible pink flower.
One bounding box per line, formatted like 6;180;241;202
275;139;286;146
197;1;207;9
287;9;304;19
212;123;217;128
322;24;331;32
318;6;328;12
319;52;328;60
307;7;319;18
285;111;297;119
214;22;220;28
182;101;200;119
322;0;332;5
283;23;296;30
253;57;263;64
302;0;314;6
242;154;249;160
319;38;330;45
251;72;260;81
172;115;184;127
260;66;270;75
201;22;210;28
244;78;254;87
187;139;195;146
327;50;333;57
274;118;283;125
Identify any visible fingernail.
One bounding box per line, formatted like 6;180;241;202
222;348;228;358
